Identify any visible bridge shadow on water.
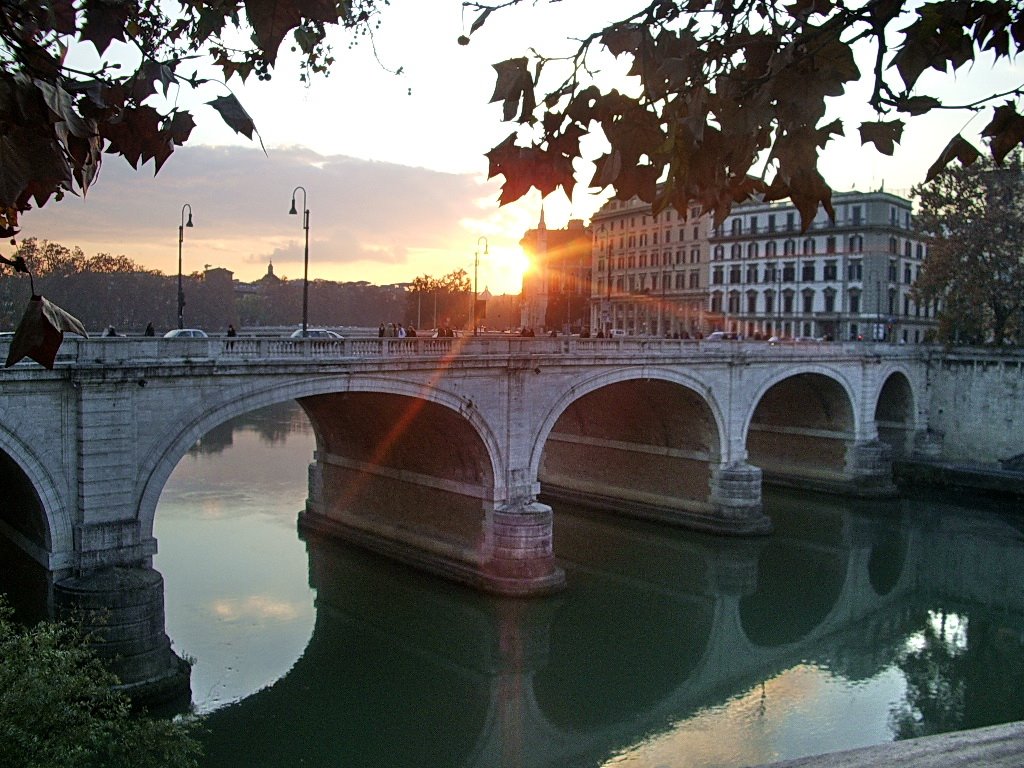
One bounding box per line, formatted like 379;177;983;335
194;488;1024;768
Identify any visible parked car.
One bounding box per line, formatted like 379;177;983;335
290;328;342;339
706;331;739;341
163;328;208;338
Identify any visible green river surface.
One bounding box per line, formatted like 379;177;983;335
149;401;1024;768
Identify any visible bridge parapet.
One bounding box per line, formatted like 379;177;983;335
1;335;926;369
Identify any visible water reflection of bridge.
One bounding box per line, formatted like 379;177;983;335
199;495;1024;768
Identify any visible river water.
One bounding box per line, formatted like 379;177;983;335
152;401;1024;768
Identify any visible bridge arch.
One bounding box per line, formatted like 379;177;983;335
530;368;726;526
0;425;73;567
873;368;918;459
743;366;858;490
137;375;506;540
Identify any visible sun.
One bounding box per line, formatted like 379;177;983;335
482;246;531;296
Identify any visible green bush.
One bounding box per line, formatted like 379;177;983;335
0;599;202;768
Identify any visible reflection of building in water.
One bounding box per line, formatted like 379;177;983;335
195;497;1024;768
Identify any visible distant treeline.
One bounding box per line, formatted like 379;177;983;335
0;239;524;335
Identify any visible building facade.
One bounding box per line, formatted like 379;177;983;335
707;190;937;342
520;215;593;334
589;197;710;337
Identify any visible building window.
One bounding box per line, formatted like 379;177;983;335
802;238;815;255
765;241;777;257
746;265;757;283
747;291;758;313
783;291;794;313
729;265;741;284
903;264;912;283
711;292;723;313
889;237;898;253
749;216;758;233
786;212;795;230
848;259;862;280
826;236;836;253
731;218;742;235
764;262;777;283
639;253;647;268
731;243;742;259
712;266;724;284
664;229;671;243
679;227;686;241
849;290;861;314
676;273;685;290
784;239;796;255
728;291;740;313
823;260;837;281
916;243;924;258
764;291;775;313
713;245;724;260
802;261;815;281
824;289;836;312
689;271;699;288
802;290;814;314
849;235;863;253
690;248;700;263
747;242;759;259
783;261;795;281
888;258;897;281
852;205;862;225
692;226;699;240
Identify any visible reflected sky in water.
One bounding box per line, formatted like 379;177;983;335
153;401;1024;767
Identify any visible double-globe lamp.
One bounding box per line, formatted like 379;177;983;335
289;186;310;338
177;203;193;330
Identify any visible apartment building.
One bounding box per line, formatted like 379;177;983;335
708;190;937;342
589;196;710;337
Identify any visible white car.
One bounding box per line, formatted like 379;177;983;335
290;328;342;339
163;328;208;338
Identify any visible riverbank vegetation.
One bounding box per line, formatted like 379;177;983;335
0;598;202;768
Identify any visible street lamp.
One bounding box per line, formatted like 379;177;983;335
289;186;310;337
474;236;488;336
177;203;193;329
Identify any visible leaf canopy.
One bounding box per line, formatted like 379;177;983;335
465;0;1024;228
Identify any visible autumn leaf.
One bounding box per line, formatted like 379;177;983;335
244;0;340;65
5;295;88;369
925;134;981;182
982;103;1024;163
82;0;130;55
490;58;533;123
859;119;904;155
208;94;265;152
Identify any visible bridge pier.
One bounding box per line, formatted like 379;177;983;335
843;439;896;497
53;566;191;706
709;462;773;535
300;462;564;596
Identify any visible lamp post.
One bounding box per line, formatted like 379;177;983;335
177;203;193;329
288;186;310;337
474;236;488;336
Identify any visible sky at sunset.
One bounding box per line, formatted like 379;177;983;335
22;0;1024;295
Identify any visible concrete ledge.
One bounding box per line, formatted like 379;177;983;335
751;721;1024;767
895;459;1024;499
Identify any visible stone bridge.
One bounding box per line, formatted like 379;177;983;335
0;335;935;697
